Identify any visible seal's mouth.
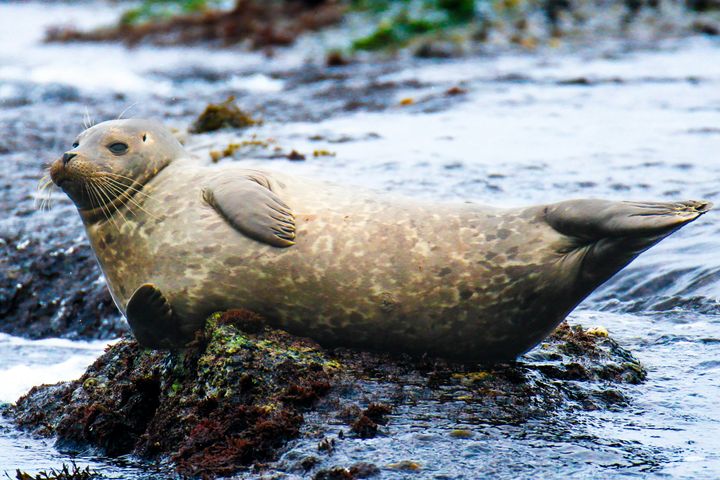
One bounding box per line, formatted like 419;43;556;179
49;159;83;198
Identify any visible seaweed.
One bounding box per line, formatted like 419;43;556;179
190;96;259;133
10;463;99;480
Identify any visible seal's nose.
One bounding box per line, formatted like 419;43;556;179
62;152;77;165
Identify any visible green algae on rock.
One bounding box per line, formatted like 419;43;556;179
8;313;646;478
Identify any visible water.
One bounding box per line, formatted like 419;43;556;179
1;1;720;478
0;334;157;478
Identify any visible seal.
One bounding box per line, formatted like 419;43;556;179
49;119;711;362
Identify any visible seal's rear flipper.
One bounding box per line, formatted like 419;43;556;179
546;199;712;288
126;283;181;350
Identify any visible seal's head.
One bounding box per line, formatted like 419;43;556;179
50;119;185;214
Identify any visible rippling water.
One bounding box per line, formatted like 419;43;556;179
1;1;720;478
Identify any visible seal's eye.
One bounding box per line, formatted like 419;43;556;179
72;142;79;148
108;142;129;155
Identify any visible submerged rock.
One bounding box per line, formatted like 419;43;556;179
7;312;646;478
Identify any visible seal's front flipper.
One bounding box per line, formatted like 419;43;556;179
203;174;295;247
126;283;181;350
546;199;712;288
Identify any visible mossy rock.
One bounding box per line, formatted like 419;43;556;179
8;313;646;478
10;310;336;478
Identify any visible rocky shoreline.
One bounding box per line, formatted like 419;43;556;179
6;311;645;478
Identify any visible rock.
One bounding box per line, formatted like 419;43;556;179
7;315;647;478
0;237;126;340
10;312;339;478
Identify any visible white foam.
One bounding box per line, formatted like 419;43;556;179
0;334;111;404
0;332;112;350
0;3;281;95
0;356;94;403
229;73;285;93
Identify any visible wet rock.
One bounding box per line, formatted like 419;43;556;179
8;315;646;478
414;40;464;59
314;462;380;479
314;467;354;480
692;20;720;35
686;0;720;12
350;414;378;439
286;149;307;161
386;460;422;471
0;237;126;340
446;86;467;96
326;50;351;67
10;312;338;478
349;402;391;438
45;0;345;49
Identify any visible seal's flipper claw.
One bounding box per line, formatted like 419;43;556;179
126;283;179;350
546;199;712;290
203;174;296;248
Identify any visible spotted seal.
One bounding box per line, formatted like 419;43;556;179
49;119;711;362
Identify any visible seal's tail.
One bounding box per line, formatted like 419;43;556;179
545;199;712;289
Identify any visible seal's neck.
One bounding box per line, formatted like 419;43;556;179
78;162;169;226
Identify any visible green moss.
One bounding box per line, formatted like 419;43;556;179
351;0;479;51
120;0;220;26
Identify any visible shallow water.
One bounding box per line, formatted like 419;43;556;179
1;1;720;478
0;334;164;478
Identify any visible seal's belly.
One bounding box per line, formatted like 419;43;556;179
91;174;564;361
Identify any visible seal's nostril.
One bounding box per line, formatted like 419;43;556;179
62;152;77;165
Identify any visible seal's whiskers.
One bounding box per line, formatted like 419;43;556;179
98;174;155;201
97;180;130;229
100;173;156;200
36;172;56;211
82;107;95;130
116;103;139;120
89;181;123;231
87;182;116;231
97;177;158;220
